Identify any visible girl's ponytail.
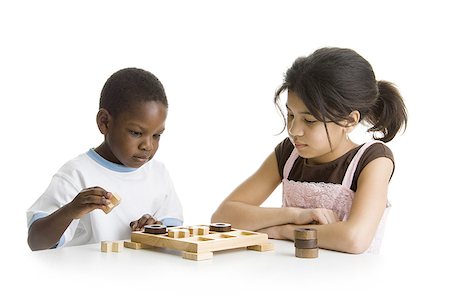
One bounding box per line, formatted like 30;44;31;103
366;81;408;142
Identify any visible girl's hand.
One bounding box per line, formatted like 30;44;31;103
66;187;112;219
290;207;339;225
129;214;161;231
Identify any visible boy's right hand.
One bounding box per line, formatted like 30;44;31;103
129;214;161;231
66;187;112;219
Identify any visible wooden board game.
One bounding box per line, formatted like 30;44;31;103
124;224;274;260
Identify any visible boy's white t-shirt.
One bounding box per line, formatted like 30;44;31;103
26;149;183;247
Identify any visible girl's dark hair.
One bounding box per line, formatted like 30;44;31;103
100;67;167;117
274;47;407;142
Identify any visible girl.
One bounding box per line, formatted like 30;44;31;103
211;47;407;254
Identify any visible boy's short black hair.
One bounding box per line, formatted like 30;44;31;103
99;68;167;117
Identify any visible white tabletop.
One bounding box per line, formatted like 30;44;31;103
6;239;446;300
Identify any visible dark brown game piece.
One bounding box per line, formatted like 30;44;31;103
144;224;167;234
209;223;232;232
294;238;318;249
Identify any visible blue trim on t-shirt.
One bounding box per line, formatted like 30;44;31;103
161;218;183;227
87;149;138;173
28;211;49;228
52;235;66;249
28;212;65;248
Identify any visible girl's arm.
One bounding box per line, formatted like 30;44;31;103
211;152;338;231
258;156;394;254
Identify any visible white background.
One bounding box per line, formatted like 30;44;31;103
1;0;449;298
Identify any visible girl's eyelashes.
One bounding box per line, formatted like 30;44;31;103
304;119;317;125
286;113;317;125
286;108;294;119
286;108;316;124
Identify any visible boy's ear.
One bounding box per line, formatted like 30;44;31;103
344;110;360;133
96;108;112;134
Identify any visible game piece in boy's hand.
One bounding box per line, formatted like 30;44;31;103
102;193;121;214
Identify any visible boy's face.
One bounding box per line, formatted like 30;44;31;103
98;101;167;168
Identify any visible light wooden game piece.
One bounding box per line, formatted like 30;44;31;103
295;247;319;258
124;240;143;249
294;228;317;240
182;251;213;261
168;228;190;238
124;240;154;250
198;226;209;235
144;224;167;234
101;241;112;252
247;243;275;251
209;223;232;232
188;225;209;236
102;193;121;214
112;241;123;252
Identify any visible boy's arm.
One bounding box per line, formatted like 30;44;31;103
27;205;77;250
27;187;112;251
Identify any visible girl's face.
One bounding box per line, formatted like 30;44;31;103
97;101;167;168
286;91;354;164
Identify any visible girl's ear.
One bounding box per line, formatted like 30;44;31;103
344;110;360;133
96;108;111;134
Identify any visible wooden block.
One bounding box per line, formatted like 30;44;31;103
124;240;154;249
102;193;121;214
198;226;210;235
295;247;319;258
247;243;275;252
188;225;209;236
168;228;190;238
101;241;112;252
112;241;123;252
124;240;142;249
294;228;317;240
182;251;213;261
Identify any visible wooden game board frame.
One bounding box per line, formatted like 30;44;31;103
125;225;274;260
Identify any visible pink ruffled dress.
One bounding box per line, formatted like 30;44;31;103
282;141;390;253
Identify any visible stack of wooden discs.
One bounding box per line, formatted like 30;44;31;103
294;228;318;258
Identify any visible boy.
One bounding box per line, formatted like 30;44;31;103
27;68;183;250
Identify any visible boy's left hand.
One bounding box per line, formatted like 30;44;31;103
129;214;161;231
